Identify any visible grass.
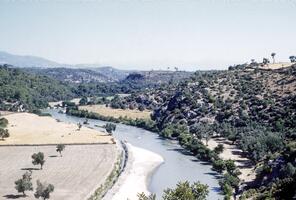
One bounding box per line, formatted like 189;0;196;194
80;104;151;120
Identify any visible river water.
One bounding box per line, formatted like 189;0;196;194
44;109;222;199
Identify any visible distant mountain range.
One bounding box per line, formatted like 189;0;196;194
0;51;134;81
0;51;68;68
0;51;193;83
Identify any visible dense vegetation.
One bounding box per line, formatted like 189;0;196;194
2;60;296;199
0;65;74;111
138;181;209;200
102;64;296;199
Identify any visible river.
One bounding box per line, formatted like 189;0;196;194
44;109;222;200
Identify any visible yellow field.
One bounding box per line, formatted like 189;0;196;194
260;62;293;69
1;113;114;145
80;104;152;120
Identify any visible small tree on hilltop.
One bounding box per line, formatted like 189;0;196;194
271;52;276;64
105;123;116;135
289;56;296;63
0;128;9;140
263;58;270;65
15;171;33;196
56;144;65;157
32;152;45;170
34;180;54;200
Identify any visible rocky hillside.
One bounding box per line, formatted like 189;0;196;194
24;67;114;83
153;65;296;132
111;64;296;198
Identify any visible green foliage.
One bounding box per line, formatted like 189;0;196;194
280;162;296;178
160;124;188;139
0;117;8;128
219;173;240;193
79;96;88;105
162;181;209;200
214;144;224;154
137;193;157;200
34;180;54;200
67;108;158;132
212;159;226;173
0;128;9;140
105;123;116;135
32;152;45;170
15;171;33;196
0;65;74;111
56;144;65;157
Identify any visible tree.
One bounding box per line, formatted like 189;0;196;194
0;128;9;140
212;159;226;173
289;56;296;63
137;193;156;200
225;159;237;174
271;52;276;64
214;144;224;154
263;58;270;65
56;144;65;157
163;181;209;200
0;117;8;127
32;152;45;170
77;122;82;131
15;171;33;196
34;180;54;200
105;123;116;135
79;96;88;105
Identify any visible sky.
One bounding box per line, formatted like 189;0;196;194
0;0;296;70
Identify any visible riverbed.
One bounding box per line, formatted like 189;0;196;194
45;109;222;199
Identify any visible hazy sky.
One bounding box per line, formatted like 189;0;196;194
0;0;296;70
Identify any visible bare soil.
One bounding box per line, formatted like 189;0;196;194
0;144;117;200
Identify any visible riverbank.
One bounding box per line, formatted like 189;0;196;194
80;104;151;120
103;143;164;200
204;138;256;184
1;112;114;145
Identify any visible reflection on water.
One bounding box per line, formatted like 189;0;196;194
45;109;222;200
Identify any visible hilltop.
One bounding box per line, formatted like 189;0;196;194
107;63;296;199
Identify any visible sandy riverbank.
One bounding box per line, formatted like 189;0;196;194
104;144;164;200
204;138;256;183
1;112;113;145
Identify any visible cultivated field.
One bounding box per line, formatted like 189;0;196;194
80;104;151;120
0;144;117;200
1;113;113;145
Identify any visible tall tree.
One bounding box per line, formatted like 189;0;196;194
56;144;65;157
34;180;54;200
32;152;45;170
15;171;33;196
163;181;209;200
0;128;9;140
105;123;116;135
271;52;276;64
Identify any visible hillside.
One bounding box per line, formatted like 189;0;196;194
107;64;296;199
0;65;74;111
24;67;115;83
0;51;67;68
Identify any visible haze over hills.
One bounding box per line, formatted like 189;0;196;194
0;51;194;83
0;51;68;68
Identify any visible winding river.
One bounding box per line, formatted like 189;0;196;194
45;109;222;200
